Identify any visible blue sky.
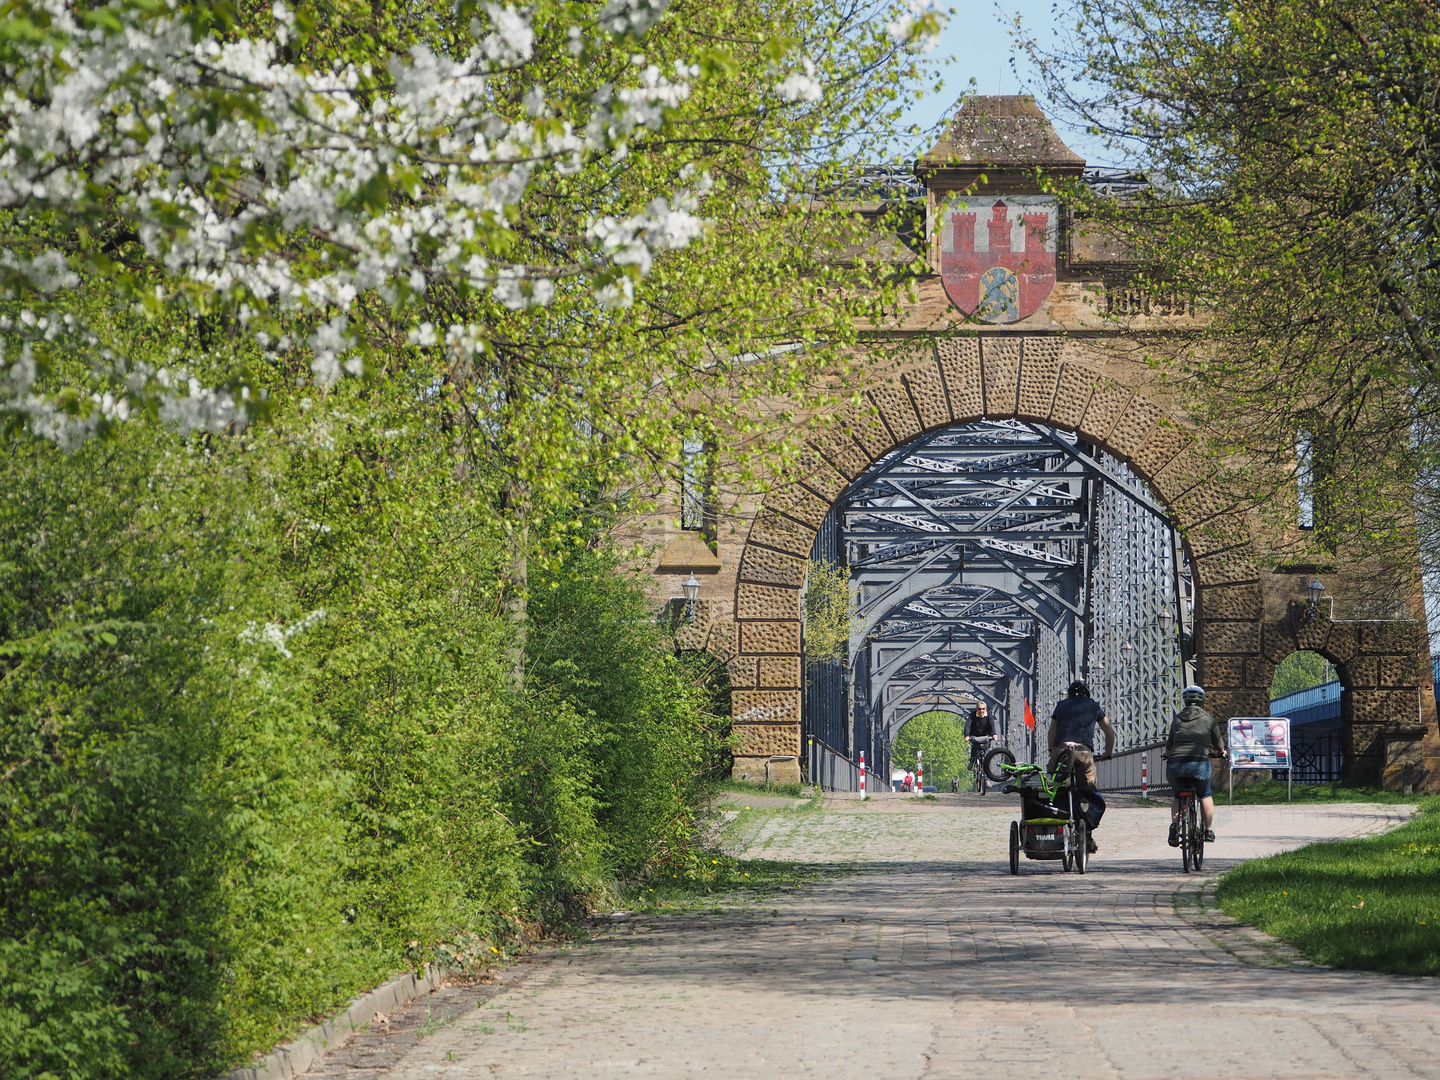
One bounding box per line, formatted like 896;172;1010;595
899;0;1121;165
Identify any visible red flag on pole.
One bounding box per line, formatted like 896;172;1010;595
1023;697;1036;730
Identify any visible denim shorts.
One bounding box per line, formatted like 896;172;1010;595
1167;758;1212;799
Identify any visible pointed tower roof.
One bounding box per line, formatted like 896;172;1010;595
917;95;1085;175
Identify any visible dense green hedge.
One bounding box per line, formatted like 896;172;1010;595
0;384;728;1079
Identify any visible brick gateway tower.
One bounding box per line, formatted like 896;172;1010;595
648;96;1440;792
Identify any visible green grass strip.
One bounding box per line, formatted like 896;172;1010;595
1214;796;1440;975
1220;779;1424;805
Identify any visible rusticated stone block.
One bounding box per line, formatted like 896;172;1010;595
936;337;983;420
1342;656;1380;689
1201;620;1260;655
732;755;768;781
732;690;801;724
748;515;813;558
758;655;802;689
732;722;801;756
1107;397;1161;460
869;383;922;444
738;545;805;588
796;449;850;504
1131;423;1190;482
1048;362;1097;429
727;655;759;690
808;427;870;481
1380;654;1427;688
765;482;830;530
841;403;894;460
1015;337;1063;420
1227;688;1271;718
1245;656;1277;689
1361;623;1426;655
1198;655;1244;687
1191;550;1258;588
981;337;1022;415
739;620;801;654
708;620;738;662
1152;446;1215;508
736;582;801;621
1079;381;1132;443
902;356;950;430
1348;688;1414;726
1201;688;1266;721
1200;583;1264;621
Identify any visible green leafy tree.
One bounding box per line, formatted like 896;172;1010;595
892;710;970;788
1025;0;1440;592
1270;651;1338;700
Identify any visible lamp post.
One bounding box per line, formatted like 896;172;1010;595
682;574;702;623
1159;610;1175;637
1306;577;1325;623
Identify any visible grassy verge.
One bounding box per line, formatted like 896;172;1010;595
1219;779;1423;805
707;778;815;798
1214;796;1440;974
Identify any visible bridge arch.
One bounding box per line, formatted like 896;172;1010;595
719;336;1272;780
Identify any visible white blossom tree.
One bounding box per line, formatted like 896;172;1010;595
0;0;946;477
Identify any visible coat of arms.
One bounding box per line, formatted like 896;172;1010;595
939;196;1058;323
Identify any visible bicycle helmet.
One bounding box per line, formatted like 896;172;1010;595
1067;680;1091;698
1182;684;1206;705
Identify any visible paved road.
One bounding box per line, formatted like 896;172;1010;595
320;797;1440;1080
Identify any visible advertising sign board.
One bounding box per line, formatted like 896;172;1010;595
1228;716;1292;802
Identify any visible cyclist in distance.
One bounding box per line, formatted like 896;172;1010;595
1047;680;1116;851
1165;685;1226;846
964;702;996;770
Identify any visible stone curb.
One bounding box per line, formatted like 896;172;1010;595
220;964;444;1080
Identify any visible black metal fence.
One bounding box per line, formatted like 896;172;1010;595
1285;731;1344;783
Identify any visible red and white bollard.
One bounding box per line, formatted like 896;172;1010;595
859;751;867;800
916;749;924;796
1141;751;1148;798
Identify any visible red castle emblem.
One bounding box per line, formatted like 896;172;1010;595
939;196;1057;324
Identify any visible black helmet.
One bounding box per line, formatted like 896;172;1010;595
1182;684;1206;705
1067;680;1091;698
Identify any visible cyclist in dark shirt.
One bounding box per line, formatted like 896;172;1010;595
1166;685;1226;846
1047;680;1116;853
1047;680;1116;787
964;702;996;771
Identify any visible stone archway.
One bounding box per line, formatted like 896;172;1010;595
653;93;1439;790
719;336;1272;780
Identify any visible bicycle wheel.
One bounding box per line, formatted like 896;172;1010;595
1061;824;1073;872
1179;800;1192;873
978;762;988;796
1074;821;1089;874
983;746;1016;783
1009;820;1019;875
1190;803;1204;872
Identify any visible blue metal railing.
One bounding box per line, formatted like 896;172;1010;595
1270;680;1342;719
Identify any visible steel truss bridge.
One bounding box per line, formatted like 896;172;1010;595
803;420;1194;777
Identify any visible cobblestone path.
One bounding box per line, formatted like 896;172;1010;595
323;797;1440;1080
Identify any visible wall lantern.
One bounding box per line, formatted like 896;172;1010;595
1159;610;1175;637
682;573;702;623
1306;577;1325;623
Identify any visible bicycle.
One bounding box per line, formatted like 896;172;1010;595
967;735;995;795
1164;752;1220;873
1174;777;1204;872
